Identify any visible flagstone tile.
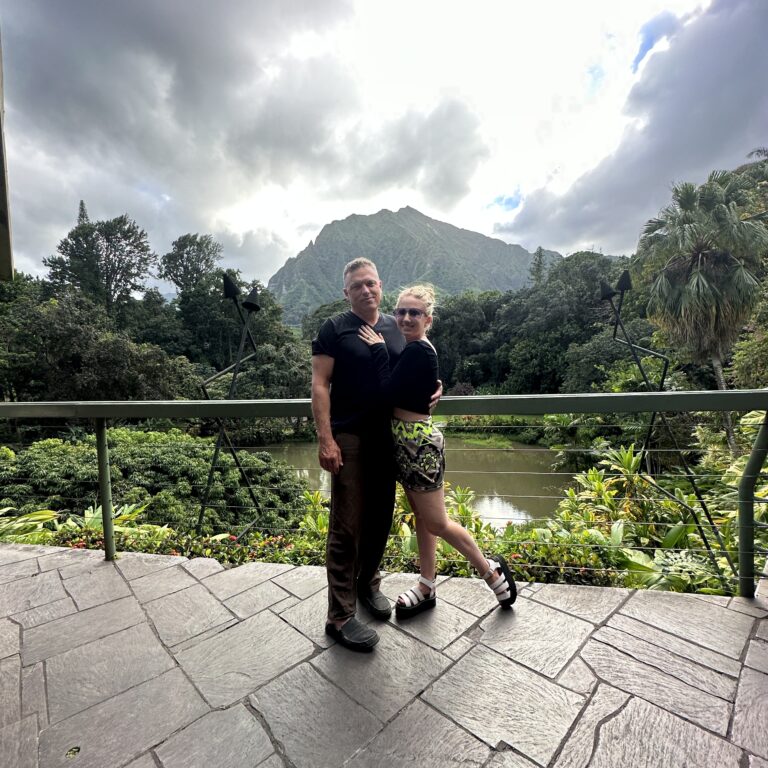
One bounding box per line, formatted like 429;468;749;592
592;625;737;700
0;557;39;584
168;618;238;654
0;618;19;658
0;713;37;768
64;565;130;610
270;594;300;613
258;756;284;768
251;663;382;768
22;595;144;664
745;639;768;674
312;622;449;721
46;622;175;723
580;639;731;734
37;548;104;572
38;668;208;768
125;755;157;768
531;583;630;624
279;588;333;647
155;705;274;768
751;757;768;768
0;570;66;618
0;654;21;727
114;551;188;581
177;610;313;707
9;596;77;630
346;699;489;767
144;584;234;647
758;620;768;641
553;684;629;768
0;543;45;565
606;613;741;676
728;595;768;618
182;556;224;580
487;752;541;768
585;696;741;768
224;580;290;619
619;590;753;659
57;556;114;580
389;599;477;651
21;662;47;728
423;645;584;764
436;576;499;617
558;655;597;696
732;667;768;758
130;565;197;604
480;597;592;677
272;564;327;598
202;561;293;600
443;635;476;661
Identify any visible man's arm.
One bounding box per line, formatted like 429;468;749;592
311;354;343;474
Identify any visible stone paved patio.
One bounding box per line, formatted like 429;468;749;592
1;542;767;768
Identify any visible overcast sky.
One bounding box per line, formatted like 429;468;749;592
2;0;766;284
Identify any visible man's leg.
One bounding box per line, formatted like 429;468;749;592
357;433;396;595
326;433;364;623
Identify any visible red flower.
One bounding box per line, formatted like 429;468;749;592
229;535;237;541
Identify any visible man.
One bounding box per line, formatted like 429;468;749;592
311;257;405;651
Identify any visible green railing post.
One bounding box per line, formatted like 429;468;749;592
95;418;116;561
738;411;768;598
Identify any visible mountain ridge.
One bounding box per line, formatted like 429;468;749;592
268;206;561;323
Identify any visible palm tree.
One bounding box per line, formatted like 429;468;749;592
638;170;768;455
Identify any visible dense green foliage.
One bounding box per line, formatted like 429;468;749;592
0;429;308;534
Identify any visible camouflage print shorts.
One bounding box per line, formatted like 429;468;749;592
391;417;445;492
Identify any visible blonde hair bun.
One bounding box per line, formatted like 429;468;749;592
397;283;435;316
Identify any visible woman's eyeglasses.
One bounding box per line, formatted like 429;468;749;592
394;307;425;318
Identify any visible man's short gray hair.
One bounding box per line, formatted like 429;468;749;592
343;257;378;281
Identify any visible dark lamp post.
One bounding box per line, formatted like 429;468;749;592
196;277;263;533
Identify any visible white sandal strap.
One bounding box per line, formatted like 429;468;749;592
398;576;436;607
398;587;423;607
483;559;512;601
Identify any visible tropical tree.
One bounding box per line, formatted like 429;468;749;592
159;233;223;294
45;207;156;315
638;170;768;453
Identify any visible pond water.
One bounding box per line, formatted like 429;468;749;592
261;436;569;528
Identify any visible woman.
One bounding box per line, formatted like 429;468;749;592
358;284;516;617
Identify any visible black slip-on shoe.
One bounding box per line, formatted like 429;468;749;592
325;617;379;652
358;589;392;620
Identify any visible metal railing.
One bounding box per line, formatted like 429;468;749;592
2;389;767;597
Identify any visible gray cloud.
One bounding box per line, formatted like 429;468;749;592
3;0;354;277
498;0;768;256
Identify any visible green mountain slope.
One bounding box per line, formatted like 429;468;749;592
268;206;561;323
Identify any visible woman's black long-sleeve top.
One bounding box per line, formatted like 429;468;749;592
368;338;439;415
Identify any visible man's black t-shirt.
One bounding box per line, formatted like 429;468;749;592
312;311;405;434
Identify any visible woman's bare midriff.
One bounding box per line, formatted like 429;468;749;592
393;407;430;422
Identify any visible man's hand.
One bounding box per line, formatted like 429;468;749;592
318;436;343;474
429;379;443;412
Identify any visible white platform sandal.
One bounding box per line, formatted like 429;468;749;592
395;575;436;618
483;555;517;609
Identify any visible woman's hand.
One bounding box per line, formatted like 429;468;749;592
358;325;385;346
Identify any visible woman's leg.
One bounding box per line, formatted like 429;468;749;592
405;488;489;578
414;510;437;588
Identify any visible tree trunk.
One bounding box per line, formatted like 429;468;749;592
711;353;740;456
